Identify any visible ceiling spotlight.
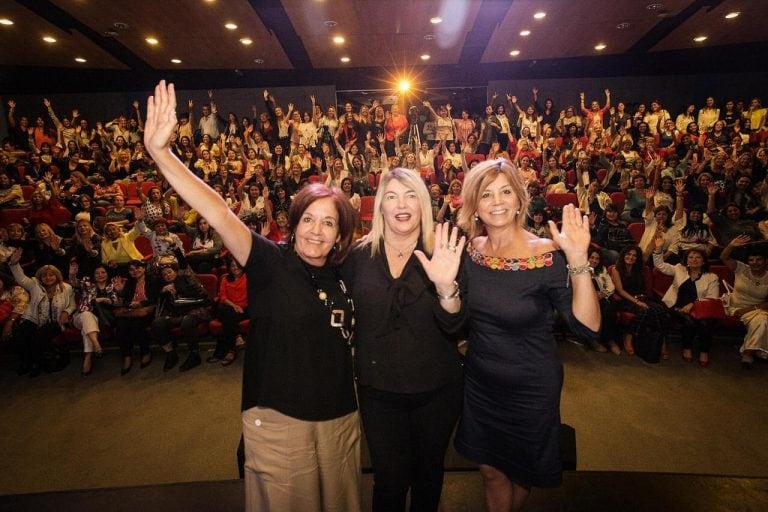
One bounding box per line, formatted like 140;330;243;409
420;54;430;60
74;57;87;63
225;23;238;30
519;30;531;36
145;37;159;45
510;50;520;56
646;3;665;10
240;37;253;45
693;35;707;42
113;22;129;30
616;21;631;29
254;58;264;64
398;80;411;92
594;43;607;50
724;12;740;19
430;17;442;24
340;56;350;63
533;12;546;19
42;36;57;43
324;20;337;28
333;35;345;44
171;58;182;64
424;34;435;40
0;18;15;26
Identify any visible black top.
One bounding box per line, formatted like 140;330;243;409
241;231;357;421
675;278;698;309
343;242;465;394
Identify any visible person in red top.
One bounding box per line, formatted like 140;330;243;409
384;104;409;157
261;205;291;244
580;89;611;136
209;257;248;366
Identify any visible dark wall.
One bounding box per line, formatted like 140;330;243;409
488;72;768;117
1;85;336;140
4;70;768;143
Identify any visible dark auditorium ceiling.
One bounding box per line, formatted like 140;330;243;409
0;0;766;92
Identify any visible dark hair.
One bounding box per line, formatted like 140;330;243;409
682;205;708;238
226;256;244;282
527;209;547;227
287;183;356;265
683;248;710;273
0;270;16;290
615;245;644;287
128;259;146;269
653;205;673;228
588;248;605;274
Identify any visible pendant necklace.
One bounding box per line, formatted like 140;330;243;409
384;239;417;259
305;266;355;347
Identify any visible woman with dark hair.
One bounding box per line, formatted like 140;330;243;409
185;216;223;273
112;259;158;374
652;240;720;366
151;257;212;372
68;263;118;375
720;236;768;368
144;81;362;511
340;177;360;214
270;183;291;215
587;248;621;354
593;204;634;265
665;203;717;264
526;209;551;239
139;185;171;226
209;257;248;366
610;245;669;357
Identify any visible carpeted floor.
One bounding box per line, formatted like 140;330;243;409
1;336;767;497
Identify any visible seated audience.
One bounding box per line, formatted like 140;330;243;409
720;236;768;369
652;240;720;366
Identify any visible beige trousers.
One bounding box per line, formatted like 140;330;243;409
242;406;362;512
738;309;768;354
72;311;99;352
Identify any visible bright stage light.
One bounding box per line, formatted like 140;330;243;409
398;80;411;92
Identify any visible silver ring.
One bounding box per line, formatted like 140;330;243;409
449;245;457;252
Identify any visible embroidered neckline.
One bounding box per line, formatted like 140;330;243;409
469;245;555;271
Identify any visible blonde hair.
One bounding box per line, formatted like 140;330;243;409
35;264;65;291
457;158;529;239
74;218;96;244
364;168;434;257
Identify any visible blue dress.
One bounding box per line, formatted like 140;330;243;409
454;247;597;487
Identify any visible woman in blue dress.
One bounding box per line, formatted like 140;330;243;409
416;159;600;511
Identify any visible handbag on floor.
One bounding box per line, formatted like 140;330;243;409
634;330;663;364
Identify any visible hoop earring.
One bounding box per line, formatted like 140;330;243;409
290;233;295;245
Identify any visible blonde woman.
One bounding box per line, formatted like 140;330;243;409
417;159;599;511
344;168;463;511
8;250;76;377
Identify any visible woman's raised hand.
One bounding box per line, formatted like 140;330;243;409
144;80;178;157
549;204;590;262
414;223;466;289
